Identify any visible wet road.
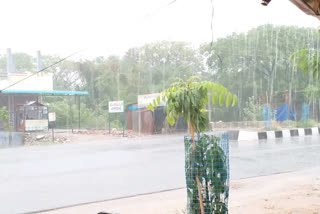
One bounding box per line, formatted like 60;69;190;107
0;135;319;214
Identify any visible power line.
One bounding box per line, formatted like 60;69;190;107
142;0;178;19
167;0;177;6
0;50;83;92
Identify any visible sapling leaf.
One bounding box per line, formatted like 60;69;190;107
153;99;157;108
232;95;238;106
226;92;232;107
219;92;226;107
212;92;218;105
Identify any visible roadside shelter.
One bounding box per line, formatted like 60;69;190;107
0;90;88;131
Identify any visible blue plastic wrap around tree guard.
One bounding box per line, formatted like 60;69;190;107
184;133;229;214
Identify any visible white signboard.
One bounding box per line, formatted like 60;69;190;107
109;101;124;113
138;93;166;108
25;120;48;131
48;112;56;122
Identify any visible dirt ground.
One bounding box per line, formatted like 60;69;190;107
228;169;320;214
23;129;148;146
39;168;320;214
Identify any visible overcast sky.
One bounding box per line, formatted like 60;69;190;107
0;0;319;59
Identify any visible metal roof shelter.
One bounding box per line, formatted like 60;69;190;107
0;90;88;131
262;0;320;20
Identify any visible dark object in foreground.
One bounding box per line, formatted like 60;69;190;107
97;212;119;214
261;0;271;6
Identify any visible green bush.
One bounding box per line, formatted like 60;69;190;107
296;120;318;128
48;101;108;129
0;107;9;131
243;96;263;121
281;120;297;128
282;120;318;128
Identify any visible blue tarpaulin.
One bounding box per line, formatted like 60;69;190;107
263;104;296;123
274;104;296;122
128;106;138;110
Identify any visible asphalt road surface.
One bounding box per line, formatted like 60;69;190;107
0;134;319;214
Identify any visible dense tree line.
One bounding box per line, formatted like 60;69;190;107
0;25;319;128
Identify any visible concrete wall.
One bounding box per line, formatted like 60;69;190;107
0;132;24;148
210;121;319;131
210;121;265;130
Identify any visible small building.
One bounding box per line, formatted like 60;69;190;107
0;49;88;132
126;93;188;134
16;101;49;132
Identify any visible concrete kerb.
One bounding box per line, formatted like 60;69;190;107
228;127;320;141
